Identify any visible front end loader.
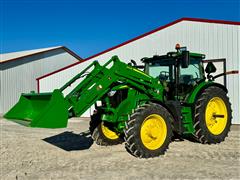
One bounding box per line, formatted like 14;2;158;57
5;45;237;158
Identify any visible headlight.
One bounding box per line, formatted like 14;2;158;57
96;101;102;106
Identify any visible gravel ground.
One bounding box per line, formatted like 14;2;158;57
0;117;239;180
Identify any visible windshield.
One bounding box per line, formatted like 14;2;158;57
146;58;203;83
149;64;174;82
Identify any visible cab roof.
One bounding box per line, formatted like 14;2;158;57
142;51;205;63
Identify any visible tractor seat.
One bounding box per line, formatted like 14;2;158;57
180;75;194;84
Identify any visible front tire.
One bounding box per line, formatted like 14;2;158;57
194;86;232;144
90;113;123;146
124;103;173;158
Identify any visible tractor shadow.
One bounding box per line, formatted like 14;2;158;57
172;133;199;143
42;130;93;151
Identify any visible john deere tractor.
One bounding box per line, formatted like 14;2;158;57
5;45;233;158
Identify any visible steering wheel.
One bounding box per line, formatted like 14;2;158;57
159;71;169;81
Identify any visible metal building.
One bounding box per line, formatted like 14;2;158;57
33;18;240;123
0;46;82;114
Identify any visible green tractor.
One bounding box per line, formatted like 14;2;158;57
4;45;233;158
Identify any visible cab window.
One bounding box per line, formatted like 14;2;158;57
180;59;202;84
148;62;174;82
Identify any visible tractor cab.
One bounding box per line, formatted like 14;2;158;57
142;45;205;101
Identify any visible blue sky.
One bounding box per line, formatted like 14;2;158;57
1;0;239;58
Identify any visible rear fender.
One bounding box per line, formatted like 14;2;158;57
186;81;227;104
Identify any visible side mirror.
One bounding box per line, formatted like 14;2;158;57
205;62;216;74
181;51;190;68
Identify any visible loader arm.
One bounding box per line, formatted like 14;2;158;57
4;56;163;128
62;56;163;117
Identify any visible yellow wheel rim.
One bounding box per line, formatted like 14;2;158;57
205;97;228;135
140;114;167;150
101;123;119;140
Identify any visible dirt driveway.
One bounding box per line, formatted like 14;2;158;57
0;117;239;180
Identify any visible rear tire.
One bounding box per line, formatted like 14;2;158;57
124;103;173;158
193;86;232;144
89;113;123;146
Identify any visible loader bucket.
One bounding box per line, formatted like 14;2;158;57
4;89;69;128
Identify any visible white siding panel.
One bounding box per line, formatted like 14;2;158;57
0;49;79;113
39;21;239;123
239;26;240;125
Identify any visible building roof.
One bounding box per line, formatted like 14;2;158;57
25;18;240;80
0;46;82;64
